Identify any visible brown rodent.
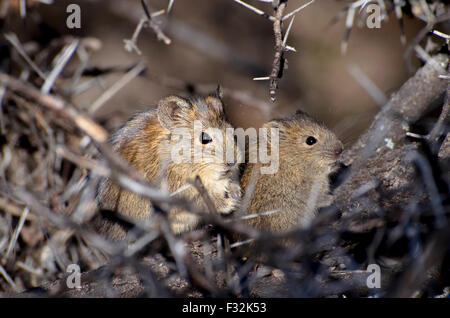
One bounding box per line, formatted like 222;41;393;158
240;110;343;233
96;94;243;240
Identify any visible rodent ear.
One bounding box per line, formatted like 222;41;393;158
294;109;308;118
157;96;191;130
205;94;224;114
215;84;223;100
264;120;281;130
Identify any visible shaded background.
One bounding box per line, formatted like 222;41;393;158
7;0;426;146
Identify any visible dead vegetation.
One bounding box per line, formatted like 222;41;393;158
0;0;449;298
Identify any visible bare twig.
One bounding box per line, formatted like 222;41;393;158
282;0;314;21
4;33;46;80
88;60;147;114
348;63;388;107
167;0;174;13
0;73;109;143
231;0;275;21
4;207;29;260
269;1;287;102
428;68;450;143
189;176;219;216
0;265;19;293
41;39;79;94
124;0;170;54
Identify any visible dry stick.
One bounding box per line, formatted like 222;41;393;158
158;212;220;295
41;39;79;94
124;9;167;54
404;11;450;73
55;145;109;176
282;15;295;49
88;60;147;114
0;264;19;292
5;207;29;260
428;78;449;143
0;197;35;221
0;85;6;133
4;33;47;80
189;174;230;290
158;215;188;278
393;0;406;45
347;63;388;107
189;176;219;216
69;45;90;91
433;30;450;40
341;2;356;54
282;0;314;21
19;0;26;19
170;184;192;197
229;238;255;249
141;0;171;44
124;16;148;55
167;0;174;13
237;209;280;221
0;74;108;143
0;0;11;19
231;0;275;21
269;1;287;103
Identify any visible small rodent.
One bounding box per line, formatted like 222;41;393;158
240;110;343;233
96;94;243;239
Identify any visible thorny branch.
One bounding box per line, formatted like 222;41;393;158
269;1;288;103
233;0;314;102
123;0;170;55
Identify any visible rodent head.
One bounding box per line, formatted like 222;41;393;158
266;110;343;174
157;94;243;214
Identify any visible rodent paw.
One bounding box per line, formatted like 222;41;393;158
216;182;241;214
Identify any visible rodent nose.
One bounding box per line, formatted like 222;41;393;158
334;145;343;157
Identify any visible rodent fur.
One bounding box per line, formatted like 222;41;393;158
96;94;243;240
240;110;343;233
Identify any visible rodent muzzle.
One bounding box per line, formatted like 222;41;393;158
334;144;344;159
226;162;236;168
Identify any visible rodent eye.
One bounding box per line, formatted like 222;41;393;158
306;136;317;146
200;132;213;144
